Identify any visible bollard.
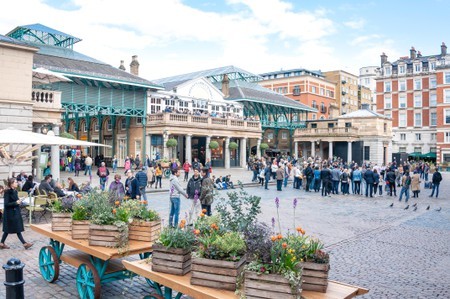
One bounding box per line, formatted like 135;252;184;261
3;258;25;299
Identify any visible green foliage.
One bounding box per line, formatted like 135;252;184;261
157;227;196;250
72;196;95;220
59;132;75;139
215;184;261;232
120;199;160;221
166;138;178;147
50;196;75;213
89;191;117;225
260;143;269;150
209;232;246;261
228;141;238;150
209;140;219;149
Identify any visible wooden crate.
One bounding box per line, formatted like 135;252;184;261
71;220;90;239
51;213;72;231
244;271;301;299
190;255;246;291
128;219;161;242
88;224;128;247
300;262;329;292
151;243;191;275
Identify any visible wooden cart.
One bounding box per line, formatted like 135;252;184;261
31;224;153;299
123;260;369;299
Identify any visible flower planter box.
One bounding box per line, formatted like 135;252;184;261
151;243;191;275
190;255;246;291
128;219;161;242
88;224;128;247
244;271;301;299
300;262;329;292
71;220;90;239
51;213;72;231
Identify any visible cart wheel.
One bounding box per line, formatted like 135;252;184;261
164;168;171;178
76;262;101;299
38;246;60;283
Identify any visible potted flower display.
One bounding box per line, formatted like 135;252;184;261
151;220;196;275
299;237;330;292
71;196;94;239
190;213;247;291
51;196;75;231
88;191;128;247
120;199;161;242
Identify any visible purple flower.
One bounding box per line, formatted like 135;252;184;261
293;198;298;209
194;189;199;202
275;197;279;208
170;186;174;196
271;217;275;229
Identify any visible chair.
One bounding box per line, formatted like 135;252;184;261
25;195;49;223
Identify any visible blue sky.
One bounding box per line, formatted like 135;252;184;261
1;0;449;80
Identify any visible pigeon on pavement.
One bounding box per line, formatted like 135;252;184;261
412;203;417;208
426;205;430;210
413;206;417;211
404;205;409;210
389;203;394;207
436;207;442;212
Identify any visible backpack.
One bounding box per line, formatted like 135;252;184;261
405;176;411;186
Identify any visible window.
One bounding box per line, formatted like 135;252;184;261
94;120;99;132
399;94;407;108
414;79;422;90
385;112;391;118
431;112;437;126
430;76;437;88
364;146;370;160
320;88;325;95
136;117;143;125
445;90;450;103
430;92;437;106
312;100;317;109
135;140;141;155
430;147;437;153
311;114;317;120
384;82;391;92
311;86;317;93
293;85;300;95
414;113;422;127
414;63;421;73
445;109;450;124
431;133;437;141
384;123;387;133
445;72;450;84
415;133;421;141
281;132;288;140
106;119;112;131
414;147;422;153
399;80;406;91
82;122;87;133
121;118;126;130
385;67;391;76
446;132;450;143
399;113;407;127
267;133;274;140
414;94;422;107
399;65;405;74
384;95;392;109
400;133;406;140
283;87;288;94
430;62;436;71
399;147;407;153
104;138;112;157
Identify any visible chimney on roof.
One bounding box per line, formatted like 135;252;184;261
222;74;230;98
410;47;416;59
441;42;447;56
417;51;422;58
119;60;126;71
130;55;139;76
380;52;388;66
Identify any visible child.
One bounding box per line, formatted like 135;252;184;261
378;177;384;196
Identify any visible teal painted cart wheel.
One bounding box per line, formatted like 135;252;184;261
76;262;101;299
163;168;171;178
38;246;60;283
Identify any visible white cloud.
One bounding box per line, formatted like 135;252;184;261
344;18;366;30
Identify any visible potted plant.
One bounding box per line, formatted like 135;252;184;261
151;221;196;275
190;214;247;291
71;196;93;239
88;191;129;247
166;138;178;158
300;237;330;292
209;140;219;150
51;196;75;231
121;199;161;242
260;142;269;154
228;141;238;150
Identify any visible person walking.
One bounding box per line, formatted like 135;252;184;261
147;165;155;189
112;155;118;173
304;163;313;192
134;154;141;171
411;171;421;198
399;171;411;203
331;166;341;195
124;156;131;173
183;160;191;182
364;167;375;198
276;164;284;191
169;168;188;227
386;167;397;196
186;169;202;224
125;169;141;200
109;174;125;200
320;164;332;197
264;163;271;190
84;154;93;179
340;168;350;195
429;168;442;198
74;156;81;177
373;169;380;197
352;166;362;195
135;165;148;201
155;164;163;189
200;168;214;216
0;178;33;250
97;162;110;191
313;166;321;192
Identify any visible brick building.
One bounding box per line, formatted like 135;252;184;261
323;70;360;115
376;43;450;163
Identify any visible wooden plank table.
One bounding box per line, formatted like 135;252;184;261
31;223;153;299
123;260;369;299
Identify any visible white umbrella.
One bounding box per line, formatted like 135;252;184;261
32;67;72;84
0;127;110;178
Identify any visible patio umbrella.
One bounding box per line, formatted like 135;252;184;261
32;67;72;84
0;127;110;178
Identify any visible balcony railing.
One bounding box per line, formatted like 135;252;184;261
147;113;261;131
31;89;62;109
297;127;359;137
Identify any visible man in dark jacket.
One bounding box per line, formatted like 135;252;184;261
364;168;375;197
187;169;202;224
125;170;140;199
135;165;148;201
386;168;397;196
304;163;314;192
320;165;332;197
429;168;442;198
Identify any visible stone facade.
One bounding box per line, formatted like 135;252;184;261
323;70;360;115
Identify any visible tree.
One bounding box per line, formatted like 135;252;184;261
229;141;238;150
209;140;219;149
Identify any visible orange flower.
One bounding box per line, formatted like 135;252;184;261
199;213;205;218
181;219;186;224
277;234;283;240
202;209;207;213
115;201;120;206
271;236;277;242
210;223;219;230
296;226;302;232
143;200;148;205
194;229;200;235
282;242;287;249
179;222;185;229
76;194;82;198
300;229;305;235
112;209;117;214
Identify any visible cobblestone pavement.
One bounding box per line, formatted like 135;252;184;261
1;170;449;298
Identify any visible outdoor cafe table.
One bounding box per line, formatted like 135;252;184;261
31;224;153;299
123;260;369;299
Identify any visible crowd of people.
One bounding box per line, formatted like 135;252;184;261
247;156;443;202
